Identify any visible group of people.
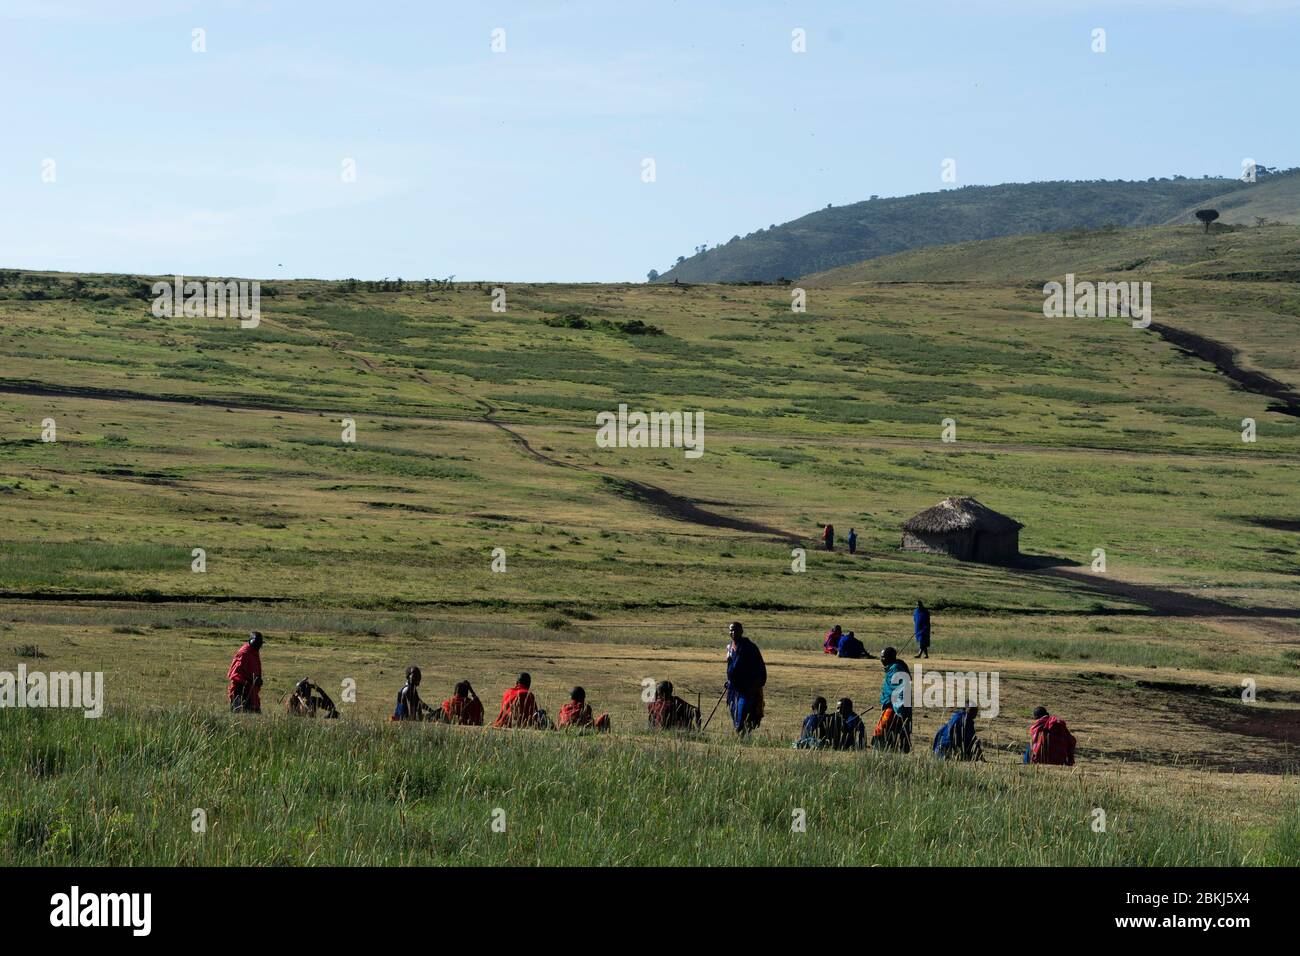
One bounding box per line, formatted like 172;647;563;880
227;631;341;718
224;631;711;733
820;523;858;555
797;640;1076;765
394;668;614;731
822;600;931;659
807;643;915;749
225;620;1076;765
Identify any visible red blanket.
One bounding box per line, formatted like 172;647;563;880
442;694;484;726
226;642;261;711
493;685;539;728
1028;715;1076;765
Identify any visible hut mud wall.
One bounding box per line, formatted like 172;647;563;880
901;530;974;559
973;530;1020;563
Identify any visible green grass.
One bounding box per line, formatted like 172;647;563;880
0;541;193;589
3;707;1293;866
1;231;1298;866
808;220;1300;287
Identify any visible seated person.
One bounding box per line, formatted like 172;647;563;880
440;680;484;726
932;705;981;760
558;686;611;732
494;672;548;728
823;625;843;654
392;666;439;721
1024;706;1077;766
794;696;833;749
647;680;700;730
836;630;871;659
829;697;867;750
286;678;339;718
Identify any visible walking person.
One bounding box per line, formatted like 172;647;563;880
725;622;767;735
914;599;931;659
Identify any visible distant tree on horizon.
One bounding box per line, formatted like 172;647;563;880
646;269;660;282
1195;208;1220;233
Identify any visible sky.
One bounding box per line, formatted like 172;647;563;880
1;0;1297;282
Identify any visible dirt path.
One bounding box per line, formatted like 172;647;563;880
1028;565;1300;637
0;377;324;416
1150;322;1300;418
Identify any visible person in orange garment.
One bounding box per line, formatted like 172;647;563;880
557;686;610;732
227;631;264;713
440;680;484;726
493;672;548;728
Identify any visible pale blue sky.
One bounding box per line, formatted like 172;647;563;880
2;0;1297;281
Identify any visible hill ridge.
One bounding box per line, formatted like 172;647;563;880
656;169;1300;284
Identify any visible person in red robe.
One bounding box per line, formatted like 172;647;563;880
441;680;484;726
493;672;545;728
227;631;264;713
557;686;610;732
1024;707;1077;765
647;680;700;730
822;624;843;654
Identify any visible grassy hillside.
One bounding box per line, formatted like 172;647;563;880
656;171;1300;284
805;221;1300;285
1;240;1297;864
805;223;1300;399
1165;169;1300;227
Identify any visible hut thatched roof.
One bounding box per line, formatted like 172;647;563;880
901;497;1023;535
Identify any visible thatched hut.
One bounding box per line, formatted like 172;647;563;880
900;497;1022;563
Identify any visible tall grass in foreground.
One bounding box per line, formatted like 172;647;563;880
0;708;1293;866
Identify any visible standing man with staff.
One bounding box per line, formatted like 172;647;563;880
725;621;767;735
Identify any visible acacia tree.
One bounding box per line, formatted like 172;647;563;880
1195;209;1220;233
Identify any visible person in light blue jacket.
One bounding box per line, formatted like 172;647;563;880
877;646;913;752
